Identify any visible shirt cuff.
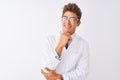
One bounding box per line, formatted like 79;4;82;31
62;73;69;80
45;51;61;70
54;49;61;60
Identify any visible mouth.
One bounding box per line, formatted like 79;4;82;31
64;25;71;30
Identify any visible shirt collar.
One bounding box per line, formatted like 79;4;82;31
71;33;76;40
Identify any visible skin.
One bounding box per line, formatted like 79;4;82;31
41;67;62;80
41;11;80;80
56;11;80;56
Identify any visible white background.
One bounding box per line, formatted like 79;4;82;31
0;0;120;80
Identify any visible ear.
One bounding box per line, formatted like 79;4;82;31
77;21;81;27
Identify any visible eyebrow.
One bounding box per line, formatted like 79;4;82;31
62;16;77;19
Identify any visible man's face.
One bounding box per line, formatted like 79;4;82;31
61;11;80;34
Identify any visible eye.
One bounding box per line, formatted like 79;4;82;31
62;16;67;21
69;17;79;22
61;16;79;22
69;17;76;22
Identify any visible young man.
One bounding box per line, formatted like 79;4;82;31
41;3;89;80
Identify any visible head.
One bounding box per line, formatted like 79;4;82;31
61;3;82;34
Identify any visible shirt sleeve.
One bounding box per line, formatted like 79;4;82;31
41;35;61;71
44;50;61;70
62;41;89;80
62;73;69;80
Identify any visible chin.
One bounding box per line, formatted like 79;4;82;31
64;30;70;33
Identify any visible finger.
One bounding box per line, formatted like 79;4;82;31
63;32;70;36
65;34;71;41
64;31;71;34
45;67;55;73
69;36;72;40
41;69;48;74
41;69;48;77
45;67;51;72
66;32;71;35
41;69;45;74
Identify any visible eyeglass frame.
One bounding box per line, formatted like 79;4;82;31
61;16;79;23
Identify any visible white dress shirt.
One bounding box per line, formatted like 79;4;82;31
40;32;89;80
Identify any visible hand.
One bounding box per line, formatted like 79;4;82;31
58;32;71;48
41;67;63;80
55;32;71;56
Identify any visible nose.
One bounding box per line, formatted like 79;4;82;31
65;19;71;25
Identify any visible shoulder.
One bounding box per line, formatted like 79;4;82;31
75;34;89;47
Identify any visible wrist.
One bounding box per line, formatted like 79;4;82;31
56;74;63;80
55;45;63;57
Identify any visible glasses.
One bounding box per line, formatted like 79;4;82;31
61;16;79;23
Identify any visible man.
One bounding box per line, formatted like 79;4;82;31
40;3;89;80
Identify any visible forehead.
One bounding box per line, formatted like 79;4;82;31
63;11;77;18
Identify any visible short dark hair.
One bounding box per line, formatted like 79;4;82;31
62;3;82;21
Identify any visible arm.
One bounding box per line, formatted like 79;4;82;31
42;40;89;80
41;33;71;80
41;35;61;71
42;32;71;70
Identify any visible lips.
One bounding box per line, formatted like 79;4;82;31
64;26;71;33
64;25;71;29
